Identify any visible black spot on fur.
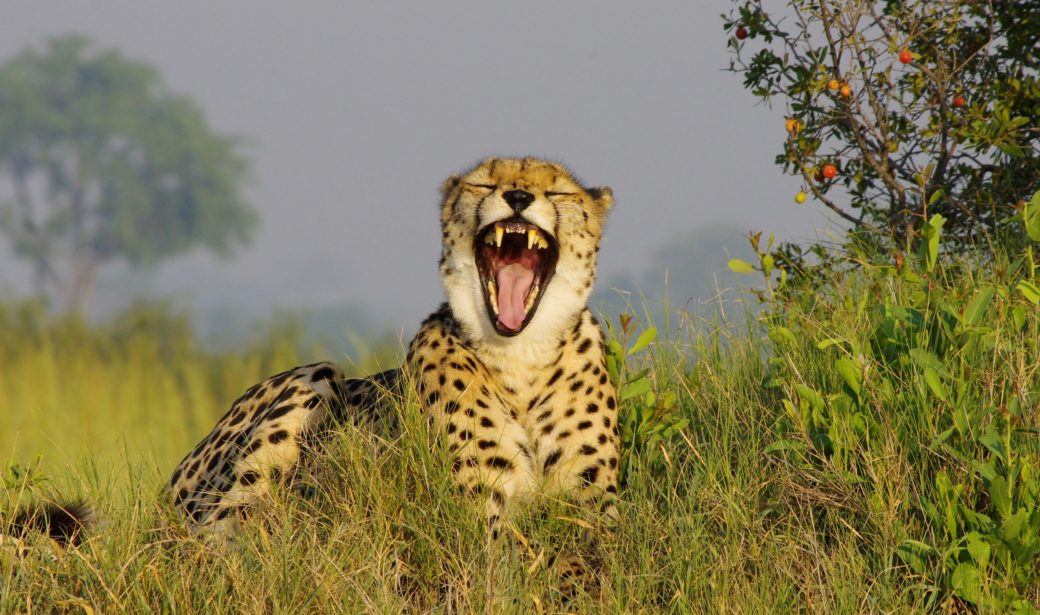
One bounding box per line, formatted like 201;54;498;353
453;379;466;392
266;404;294;421
577;420;593;430
547;368;564;387
486;456;513;470
311;366;336;382
579;444;598;456
587;403;599;414
577;338;592;354
268;430;290;444
543;449;563;472
480;417;494;428
477;439;497;450
579;465;600;484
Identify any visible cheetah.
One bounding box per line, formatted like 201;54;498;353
166;157;619;542
13;158;620;560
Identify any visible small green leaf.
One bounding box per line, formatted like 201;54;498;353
979;429;1006;462
793;383;825;411
964;532;990;569
963;286;995;326
1017;280;1040;305
727;258;755;273
922;213;946;272
1012;305;1027;330
768;326;797;346
816;338;844;350
952;406;969;436
1000;509;1029;542
974;460;997;481
923;367;948;402
989;475;1011;517
928;188;945;206
910;348;950;378
951;563;982;604
932;427;954;446
834;357;862;399
761;253;775;277
620;376;652;402
629;327;657;355
1026;189;1040;242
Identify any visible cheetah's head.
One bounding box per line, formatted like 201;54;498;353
438;157;613;343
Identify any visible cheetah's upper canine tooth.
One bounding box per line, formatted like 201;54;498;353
527;228;538;249
495;225;504;247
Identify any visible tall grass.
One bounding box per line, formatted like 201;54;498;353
0;301;394;495
2;230;1040;612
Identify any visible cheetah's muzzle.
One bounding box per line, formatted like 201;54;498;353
475;216;558;336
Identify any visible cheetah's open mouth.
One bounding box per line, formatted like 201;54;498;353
475;218;558;336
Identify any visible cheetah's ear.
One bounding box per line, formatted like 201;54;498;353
441;175;461;196
586;186;614;212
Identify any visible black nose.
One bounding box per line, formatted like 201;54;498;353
502;189;535;213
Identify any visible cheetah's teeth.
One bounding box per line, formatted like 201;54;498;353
524;283;540;311
484;232;496;246
488;280;499;314
527;228;538;250
495;225;504;248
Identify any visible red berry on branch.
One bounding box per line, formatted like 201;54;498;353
736;26;749;40
899;49;912;64
822;164;838;179
952;94;966;108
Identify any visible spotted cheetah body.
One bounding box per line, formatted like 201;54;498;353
166;157;619;539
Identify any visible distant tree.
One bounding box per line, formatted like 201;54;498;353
724;1;1040;253
0;36;257;311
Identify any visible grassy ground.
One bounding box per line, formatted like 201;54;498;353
2;240;1040;612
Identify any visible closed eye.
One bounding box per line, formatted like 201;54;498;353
544;191;576;197
466;183;497;191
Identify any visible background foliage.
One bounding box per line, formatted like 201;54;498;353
0;36;255;312
725;0;1040;252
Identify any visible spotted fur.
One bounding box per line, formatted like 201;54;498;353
170;158;620;546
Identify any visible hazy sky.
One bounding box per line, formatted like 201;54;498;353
0;1;829;328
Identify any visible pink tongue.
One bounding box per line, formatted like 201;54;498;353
496;262;535;331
